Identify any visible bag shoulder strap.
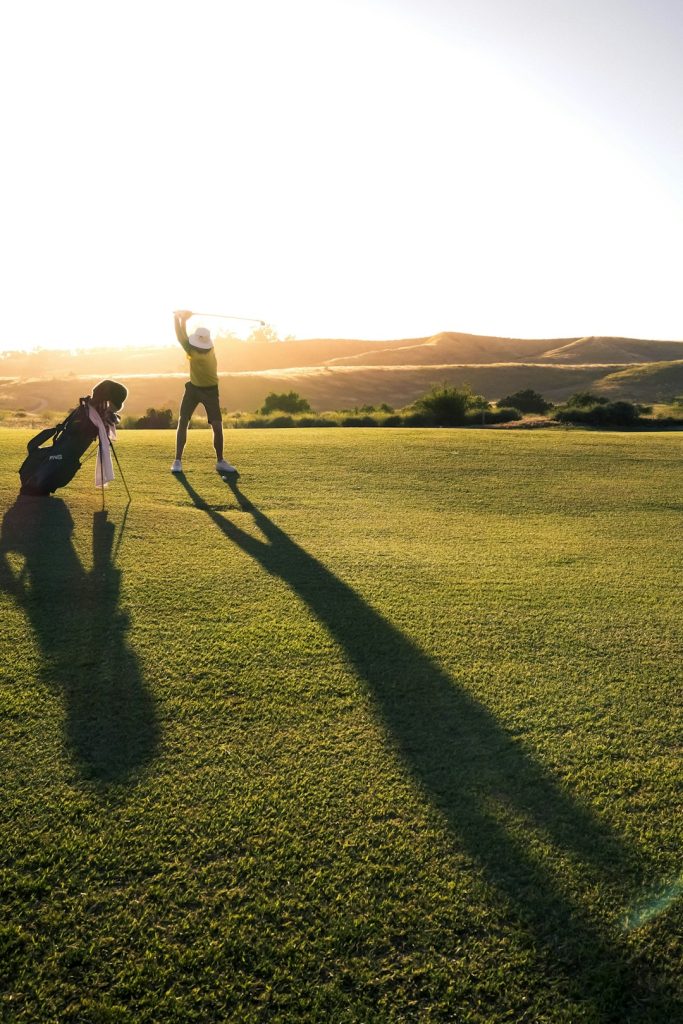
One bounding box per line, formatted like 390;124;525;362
27;425;60;453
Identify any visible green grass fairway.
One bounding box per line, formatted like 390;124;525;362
1;427;681;1023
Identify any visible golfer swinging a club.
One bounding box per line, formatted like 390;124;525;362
170;310;238;476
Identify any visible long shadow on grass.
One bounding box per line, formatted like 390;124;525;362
177;475;678;1021
0;496;159;787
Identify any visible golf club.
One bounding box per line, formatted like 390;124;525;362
189;312;267;326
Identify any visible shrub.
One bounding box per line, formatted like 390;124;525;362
493;406;522;423
595;401;641;426
463;408;489;425
497;389;551;413
648;415;683;428
382;415;403;427
259;391;312;415
463;407;521;425
132;407;176;429
565;391;608;408
415;384;473;425
355;402;396;415
473;406;523;425
238;417;269;428
401;411;433;427
297;416;341;427
230;414;340;429
341;415;379;426
554;400;641;427
553;406;594;425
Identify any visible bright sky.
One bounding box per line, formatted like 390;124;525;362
2;0;682;350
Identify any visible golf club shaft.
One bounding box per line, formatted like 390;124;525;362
190;312;266;326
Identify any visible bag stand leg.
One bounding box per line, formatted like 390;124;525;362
109;442;132;503
98;443;106;510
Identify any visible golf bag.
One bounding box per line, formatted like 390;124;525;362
19;380;127;497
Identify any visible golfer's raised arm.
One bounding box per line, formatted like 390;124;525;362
174;310;191;352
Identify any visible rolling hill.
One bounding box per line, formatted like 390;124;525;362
1;331;682;418
535;336;683;364
593;359;683;401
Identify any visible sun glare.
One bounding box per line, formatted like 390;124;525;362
1;0;682;352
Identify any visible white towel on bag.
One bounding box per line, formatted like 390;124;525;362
87;405;116;487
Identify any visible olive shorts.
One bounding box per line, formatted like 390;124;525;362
179;382;222;423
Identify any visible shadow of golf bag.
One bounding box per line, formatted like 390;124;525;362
19;380;128;497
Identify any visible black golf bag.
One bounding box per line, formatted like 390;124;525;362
19;380;127;497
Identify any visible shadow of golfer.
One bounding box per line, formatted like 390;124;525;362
176;474;678;1021
0;496;159;787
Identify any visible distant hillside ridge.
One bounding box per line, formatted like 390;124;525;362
594;359;683;401
2;331;681;378
537;336;683;364
2;332;683;419
0;362;657;419
324;332;567;367
325;333;683;368
0;337;430;377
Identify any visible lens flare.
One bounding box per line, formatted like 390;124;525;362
624;876;683;932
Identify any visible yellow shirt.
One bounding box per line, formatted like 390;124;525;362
177;335;219;387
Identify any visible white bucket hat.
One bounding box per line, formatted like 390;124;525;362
189;326;213;350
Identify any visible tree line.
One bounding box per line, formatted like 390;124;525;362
124;386;677;430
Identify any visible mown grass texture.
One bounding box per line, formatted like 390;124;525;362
1;427;681;1023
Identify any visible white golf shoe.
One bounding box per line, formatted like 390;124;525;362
216;459;238;475
170;459;183;474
